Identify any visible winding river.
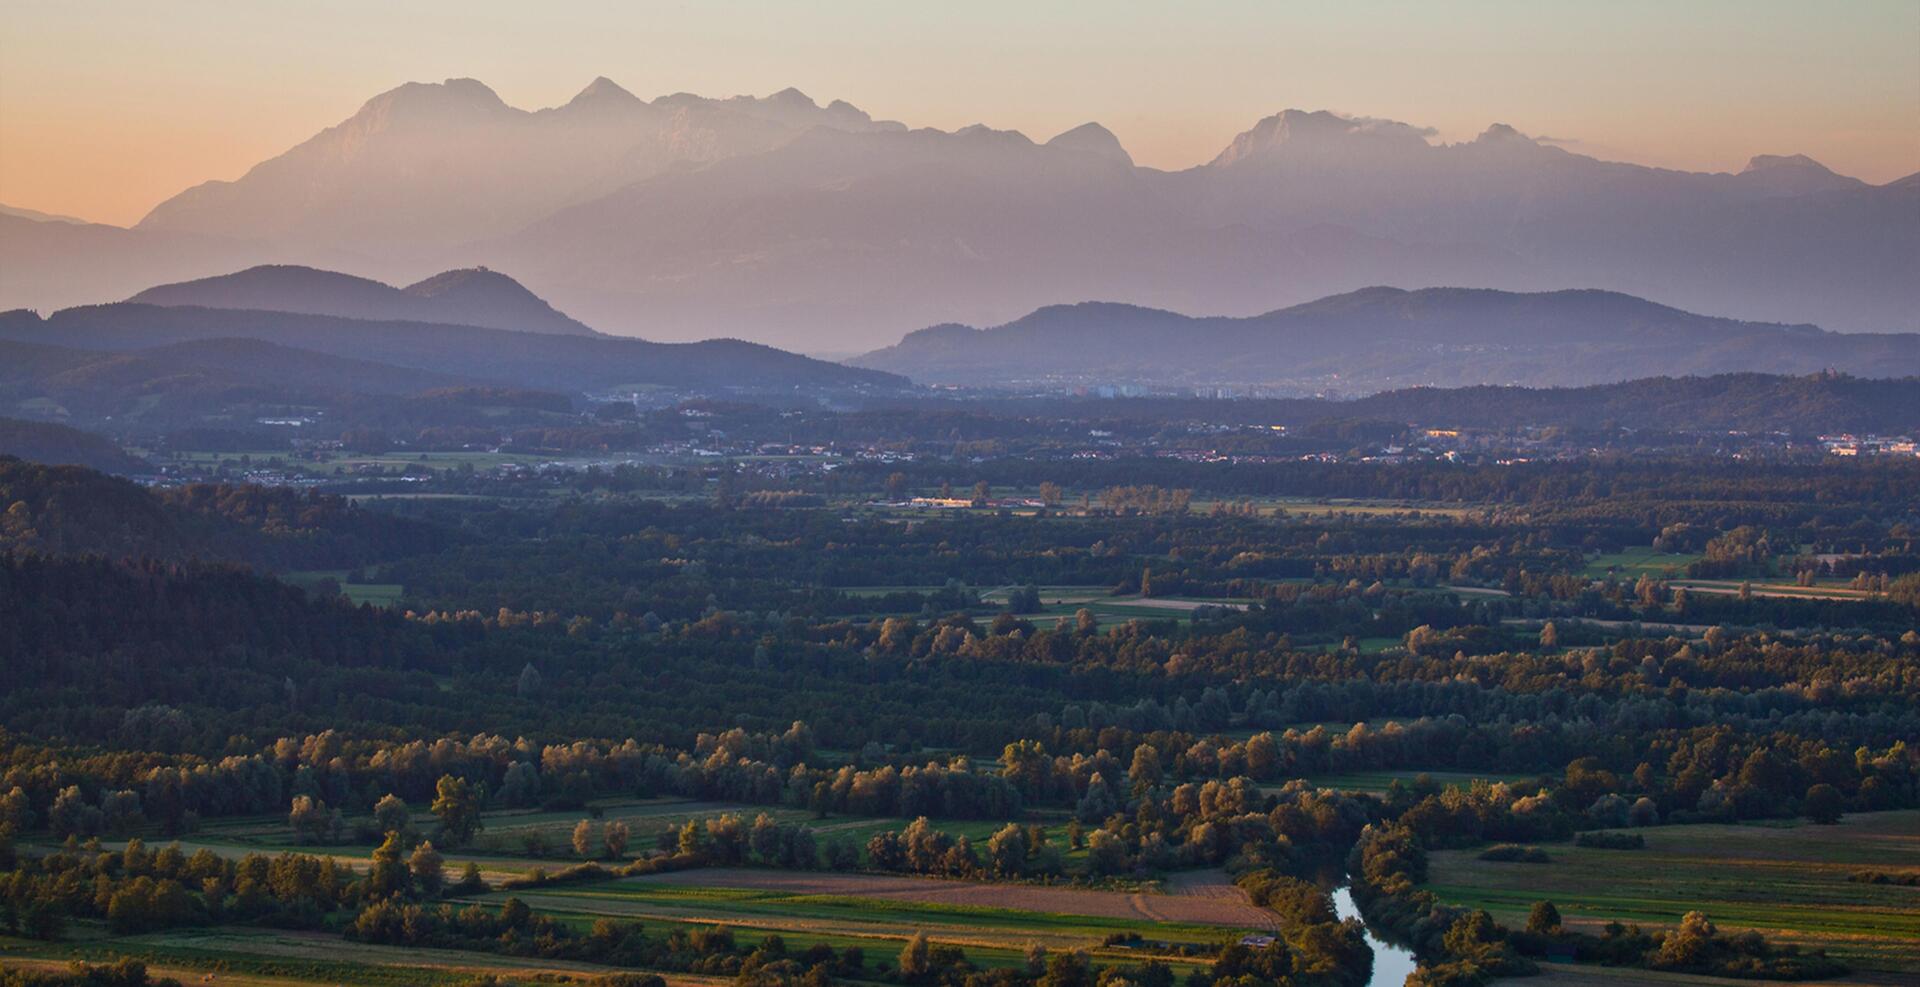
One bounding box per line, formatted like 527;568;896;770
1332;884;1418;987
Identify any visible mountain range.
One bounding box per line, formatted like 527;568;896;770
851;288;1920;392
1;78;1913;349
0;302;898;395
0;264;902;432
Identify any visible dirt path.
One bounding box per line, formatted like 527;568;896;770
1105;596;1249;612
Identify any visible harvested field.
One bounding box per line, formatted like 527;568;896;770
633;867;1277;928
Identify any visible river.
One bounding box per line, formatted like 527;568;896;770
1332;884;1418;987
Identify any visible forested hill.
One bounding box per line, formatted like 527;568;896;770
0;304;907;394
0;417;151;473
0;456;448;569
127;264;600;337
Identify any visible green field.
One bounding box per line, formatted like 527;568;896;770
473;880;1238;956
1425;810;1920;973
457;867;1264;972
1668;578;1883;601
282;569;404;606
1581;547;1702;578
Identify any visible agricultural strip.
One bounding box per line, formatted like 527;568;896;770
1426;810;1920;973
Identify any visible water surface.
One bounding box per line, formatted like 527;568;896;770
1332;884;1417;987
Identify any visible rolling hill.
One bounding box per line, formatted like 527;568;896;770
0;302;906;395
128;265;598;335
851;287;1920;392
0;418;151;474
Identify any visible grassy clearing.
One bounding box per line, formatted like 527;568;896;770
1425;810;1920;973
281;569;404;606
1582;548;1701;578
464;799;810;856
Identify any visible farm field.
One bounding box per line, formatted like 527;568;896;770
1424;810;1920;973
1492;960;1911;987
1255;497;1479;519
633;866;1274;928
1668;578;1882;601
0;926;709;987
462;866;1264;964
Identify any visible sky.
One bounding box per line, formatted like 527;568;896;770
2;1;1917;227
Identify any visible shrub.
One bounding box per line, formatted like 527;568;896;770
1479;843;1551;863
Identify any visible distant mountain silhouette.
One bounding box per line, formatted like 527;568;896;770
0;203;87;224
0;303;906;395
128;264;597;335
478;106;1920;346
3;82;1913;346
851;287;1920;391
135;78;905;257
0;212;374;317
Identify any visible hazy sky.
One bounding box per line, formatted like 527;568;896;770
3;1;1917;226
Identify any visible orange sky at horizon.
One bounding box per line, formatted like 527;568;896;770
2;1;1916;227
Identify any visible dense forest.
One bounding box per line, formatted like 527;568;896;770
1;448;1915;987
